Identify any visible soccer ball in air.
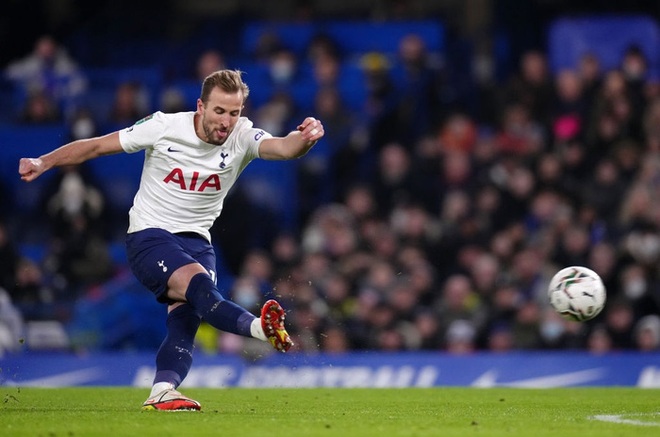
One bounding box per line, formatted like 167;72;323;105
547;266;606;322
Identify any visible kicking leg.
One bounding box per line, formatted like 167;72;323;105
168;264;293;352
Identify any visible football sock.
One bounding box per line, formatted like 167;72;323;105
185;272;256;337
150;381;174;397
251;318;268;341
153;303;201;390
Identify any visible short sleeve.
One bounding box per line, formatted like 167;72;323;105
233;119;273;161
118;112;166;153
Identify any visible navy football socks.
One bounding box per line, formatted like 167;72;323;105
153;303;200;387
184;272;256;337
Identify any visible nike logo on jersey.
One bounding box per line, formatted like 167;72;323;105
167;147;182;152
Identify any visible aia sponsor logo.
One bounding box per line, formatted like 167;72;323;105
163;168;221;191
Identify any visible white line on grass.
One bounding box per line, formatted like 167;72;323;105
590;413;660;427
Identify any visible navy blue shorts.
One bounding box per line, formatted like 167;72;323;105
125;228;217;304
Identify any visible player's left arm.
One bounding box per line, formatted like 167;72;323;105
258;117;324;160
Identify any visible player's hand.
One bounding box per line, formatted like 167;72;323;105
297;117;324;143
18;157;45;182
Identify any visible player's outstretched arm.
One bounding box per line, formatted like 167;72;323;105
19;132;124;182
259;117;324;160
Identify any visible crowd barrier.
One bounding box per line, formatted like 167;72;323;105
2;351;660;388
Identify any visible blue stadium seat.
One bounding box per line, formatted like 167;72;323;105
237;158;298;232
547;15;660;77
325;21;445;57
81;67;164;123
0;124;69;212
85;150;143;214
241;20;445;59
241;22;317;57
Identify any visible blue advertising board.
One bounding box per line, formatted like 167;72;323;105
2;351;660;388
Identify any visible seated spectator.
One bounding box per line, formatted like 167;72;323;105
11;258;56;321
68;108;98;141
391;33;444;140
19;90;61;124
578;52;603;108
0;286;24;356
495;103;545;156
306;33;341;64
267;48;299;88
586;324;613;354
195;49;226;81
634;314;660;352
38;164;113;297
109;81;149;126
5;35;86;118
619;44;649;113
501;49;553;125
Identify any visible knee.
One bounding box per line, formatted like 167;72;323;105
185;272;223;302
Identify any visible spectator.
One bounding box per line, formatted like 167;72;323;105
578;52;603;110
0;287;24;357
109;81;150;126
494;102;545;157
306;33;341;64
370;142;430;214
195;50;226;82
39;164;113;297
445;319;477;354
359;51;398;149
11;258;56;321
5;35;87;118
434;274;486;345
604;298;636;350
389;33;444;144
586;324;613;354
633;314;660;352
252;90;297;137
619;45;649;113
19;90;61;124
642;97;660;151
550;68;587;142
501;50;554;126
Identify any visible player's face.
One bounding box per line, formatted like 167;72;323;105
196;87;243;145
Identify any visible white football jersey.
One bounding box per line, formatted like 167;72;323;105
118;111;272;241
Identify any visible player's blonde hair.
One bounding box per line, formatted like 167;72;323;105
200;69;250;103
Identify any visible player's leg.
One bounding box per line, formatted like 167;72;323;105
142;302;202;411
126;228;292;349
168;262;293;352
127;229;207;410
127;229;292;411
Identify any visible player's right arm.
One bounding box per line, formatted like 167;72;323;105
19;131;123;182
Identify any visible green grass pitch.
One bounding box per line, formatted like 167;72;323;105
1;387;659;436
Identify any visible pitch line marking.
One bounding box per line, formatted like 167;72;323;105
590;413;660;427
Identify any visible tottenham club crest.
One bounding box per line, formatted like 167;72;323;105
219;152;229;168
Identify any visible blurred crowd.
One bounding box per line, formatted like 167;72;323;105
0;20;659;357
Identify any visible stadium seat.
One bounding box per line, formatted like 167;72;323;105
241;20;445;59
0;124;69;212
547;15;660;77
82;67;164;123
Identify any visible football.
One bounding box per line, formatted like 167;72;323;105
547;266;607;322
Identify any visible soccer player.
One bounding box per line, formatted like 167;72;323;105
19;69;324;411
